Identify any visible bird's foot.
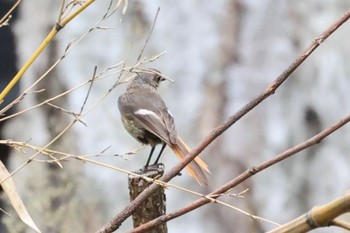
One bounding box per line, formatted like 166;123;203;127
142;163;164;173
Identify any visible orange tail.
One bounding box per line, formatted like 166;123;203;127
171;137;210;185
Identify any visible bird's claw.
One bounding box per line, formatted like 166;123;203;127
142;163;164;173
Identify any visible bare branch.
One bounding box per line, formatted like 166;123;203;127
0;63;97;184
96;8;350;233
129;113;350;233
136;7;160;62
0;139;266;226
0;0;21;28
0;0;96;103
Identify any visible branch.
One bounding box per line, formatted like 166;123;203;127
0;65;98;185
0;6;129;119
0;0;21;27
267;192;350;232
136;7;160;62
97;6;350;233
331;219;350;231
0;0;96;103
130;113;350;233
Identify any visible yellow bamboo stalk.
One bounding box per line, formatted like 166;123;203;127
0;0;96;103
267;192;350;233
0;28;57;103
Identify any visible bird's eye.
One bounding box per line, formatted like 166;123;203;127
157;76;165;82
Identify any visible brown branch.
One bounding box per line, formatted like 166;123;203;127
130;114;350;233
96;8;350;233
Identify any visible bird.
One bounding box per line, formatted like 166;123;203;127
118;70;210;185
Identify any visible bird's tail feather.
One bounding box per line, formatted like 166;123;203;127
171;137;210;185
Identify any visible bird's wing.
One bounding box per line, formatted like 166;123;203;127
132;108;173;145
126;87;178;145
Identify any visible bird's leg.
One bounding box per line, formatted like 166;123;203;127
144;145;156;168
153;143;166;165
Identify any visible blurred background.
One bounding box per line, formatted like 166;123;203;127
1;0;350;232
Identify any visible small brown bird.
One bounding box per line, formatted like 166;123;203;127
118;70;210;185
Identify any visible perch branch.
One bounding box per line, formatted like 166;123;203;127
96;8;350;233
130;113;350;232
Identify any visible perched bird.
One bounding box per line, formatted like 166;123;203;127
118;70;210;185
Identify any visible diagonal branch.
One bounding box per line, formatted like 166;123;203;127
0;0;21;27
131;113;350;232
97;7;350;233
0;0;96;103
331;219;350;231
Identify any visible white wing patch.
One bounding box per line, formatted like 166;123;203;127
134;109;161;119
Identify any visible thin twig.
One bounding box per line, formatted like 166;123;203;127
96;8;350;233
0;0;21;27
0;121;75;185
332;219;350;231
0;8;132;120
136;7;160;62
101;0;116;19
45;102;87;126
0;0;96;103
0;62;97;185
130;114;350;233
57;0;65;24
0;139;273;225
117;6;161;86
79;66;97;114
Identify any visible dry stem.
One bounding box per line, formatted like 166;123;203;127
96;8;350;233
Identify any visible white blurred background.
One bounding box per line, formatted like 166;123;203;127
1;0;350;232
